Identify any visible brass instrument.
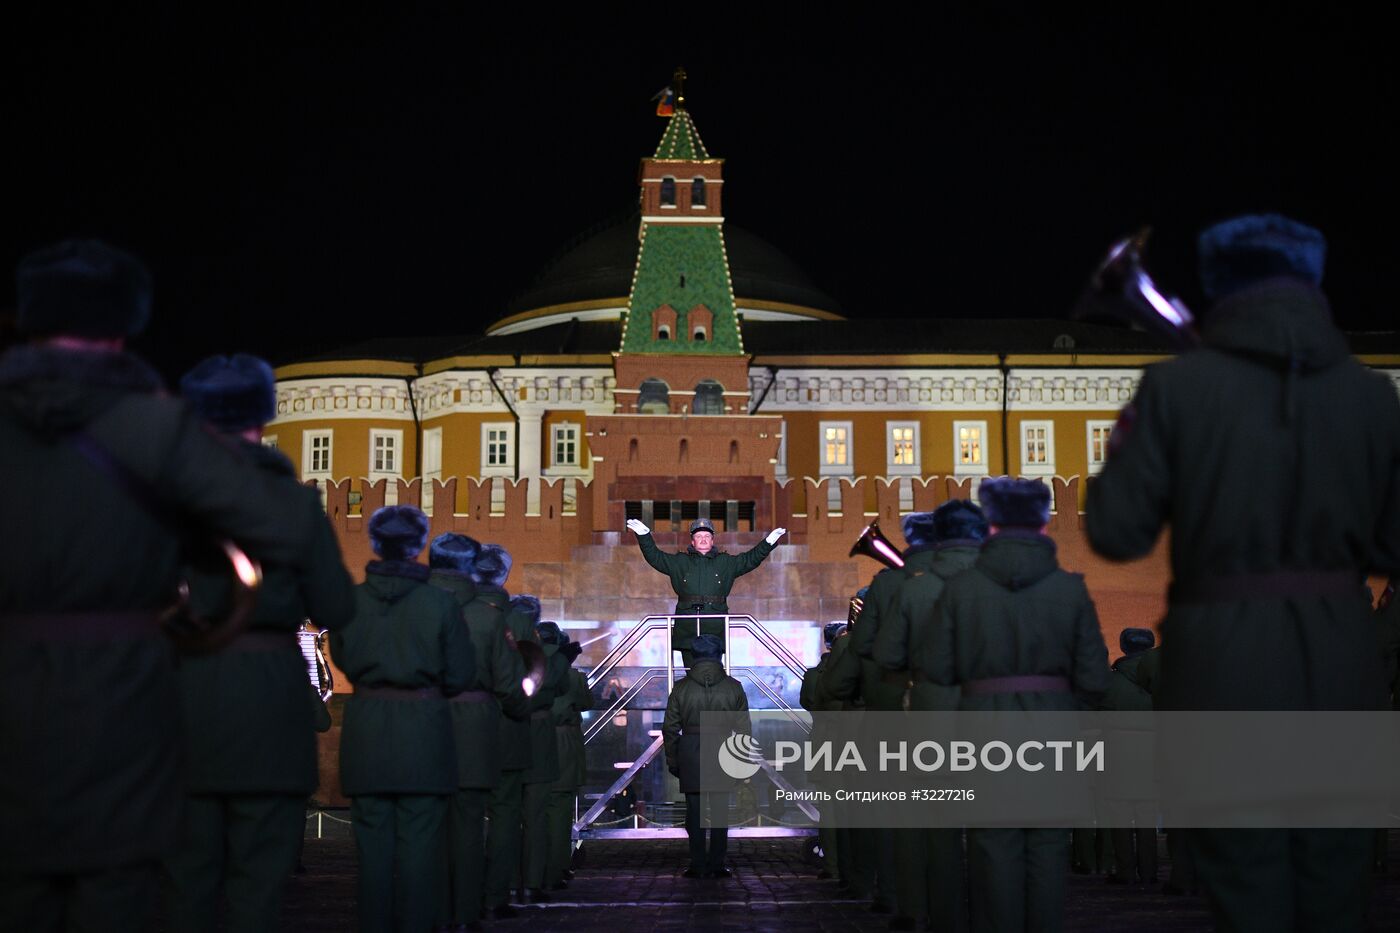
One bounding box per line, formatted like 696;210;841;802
849;519;906;570
298;621;335;702
1081;226;1200;349
847;595;864;627
504;628;549;697
160;539;263;654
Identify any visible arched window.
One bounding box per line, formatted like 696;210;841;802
638;378;670;414
694;380;725;415
691;177;706;207
692;327;706;342
657;325;670;341
660;177;676;207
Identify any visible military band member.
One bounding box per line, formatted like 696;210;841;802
428;533;528;929
1087;214;1400;932
0;241;329;932
888;499;988;933
331;506;476;933
536;623;590;891
474;546;532;920
800;621;849;884
164;354;357;933
517;599;569;903
626;517;785;668
663;633;751;878
1098;627;1159;886
922;477;1110;933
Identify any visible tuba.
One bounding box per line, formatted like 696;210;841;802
298;620;335;702
1079;226;1200;349
849;519;906;570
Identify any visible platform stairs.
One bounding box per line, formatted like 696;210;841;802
573;614;818;841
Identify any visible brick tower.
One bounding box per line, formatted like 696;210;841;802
588;73;782;539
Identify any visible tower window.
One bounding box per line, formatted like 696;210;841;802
693;328;706;342
638;378;670;414
694;380;724;414
691;177;706;207
657;326;670;340
660;176;676;207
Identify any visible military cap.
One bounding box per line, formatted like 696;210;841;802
471;543;512;587
978;477;1051;529
508;593;541;624
367;505;430;561
691;633;724;660
536;620;564;645
180;354;277;432
689;517;715;535
17;239;152;338
932;499;989;543
901;511;938;549
1198;213;1326;301
1120;627;1156;656
429;532;480;573
823;621;848;648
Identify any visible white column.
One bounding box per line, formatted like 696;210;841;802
518;407;544;514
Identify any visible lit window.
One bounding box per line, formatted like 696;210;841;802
958;425;982;466
1019;421;1055;475
887;421;920;475
553;423;580;467
691;177;706;207
820;422;852;470
1086;420;1115;473
660;176;676;207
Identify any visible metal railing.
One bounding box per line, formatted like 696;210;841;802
573;612;820;838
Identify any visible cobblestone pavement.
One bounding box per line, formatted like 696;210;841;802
272;816;1400;932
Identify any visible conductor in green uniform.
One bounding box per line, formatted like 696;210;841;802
165;355;357;933
627;517;785;668
921;478;1110;933
331;506;476;933
427;533;528;929
1087;214;1400;932
0;241;330;932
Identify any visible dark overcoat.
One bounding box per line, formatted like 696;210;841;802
1086;281;1400;711
0;346;321;872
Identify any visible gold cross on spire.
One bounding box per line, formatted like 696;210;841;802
673;66;687;111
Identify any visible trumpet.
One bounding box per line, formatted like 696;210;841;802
849;519;905;570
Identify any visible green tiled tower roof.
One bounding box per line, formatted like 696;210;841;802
654;110;710;160
621;224;742;354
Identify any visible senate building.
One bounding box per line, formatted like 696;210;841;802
268;99;1400;657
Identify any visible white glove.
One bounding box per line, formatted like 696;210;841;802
626;518;651;536
765;527;787;545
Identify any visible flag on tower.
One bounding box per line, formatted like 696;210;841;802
652;86;675;117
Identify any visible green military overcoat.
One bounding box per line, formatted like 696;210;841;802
662;659;751;794
332;562;476;796
178;440;356;794
1086;281;1400;711
429;569;529;789
636;533;774;653
0;346;322;873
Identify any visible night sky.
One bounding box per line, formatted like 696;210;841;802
10;8;1397;379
